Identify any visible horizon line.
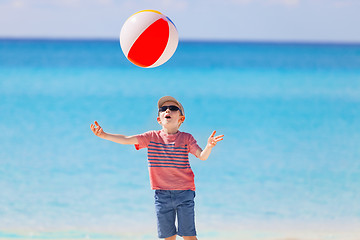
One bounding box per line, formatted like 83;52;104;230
1;36;360;46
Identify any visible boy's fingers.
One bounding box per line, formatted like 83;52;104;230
91;122;103;136
212;137;223;144
210;131;216;138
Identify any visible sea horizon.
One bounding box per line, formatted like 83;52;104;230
1;36;360;46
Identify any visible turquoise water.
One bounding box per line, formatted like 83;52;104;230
1;39;360;239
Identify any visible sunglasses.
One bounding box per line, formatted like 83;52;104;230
159;105;183;115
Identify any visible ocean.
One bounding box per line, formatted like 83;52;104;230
1;39;360;239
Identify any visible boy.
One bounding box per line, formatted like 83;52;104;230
90;96;224;240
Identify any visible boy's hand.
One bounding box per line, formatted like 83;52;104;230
197;130;224;160
90;121;105;138
207;130;224;148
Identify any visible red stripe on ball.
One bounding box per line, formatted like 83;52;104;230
128;18;169;68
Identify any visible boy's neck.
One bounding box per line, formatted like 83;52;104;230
162;127;179;135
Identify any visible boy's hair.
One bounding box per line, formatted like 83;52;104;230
157;96;185;116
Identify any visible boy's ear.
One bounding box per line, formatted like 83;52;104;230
179;116;185;123
157;117;162;125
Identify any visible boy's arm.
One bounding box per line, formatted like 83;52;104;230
90;121;139;145
196;131;224;161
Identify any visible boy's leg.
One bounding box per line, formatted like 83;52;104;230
164;234;198;240
165;235;177;240
176;191;197;238
155;190;177;238
182;237;197;240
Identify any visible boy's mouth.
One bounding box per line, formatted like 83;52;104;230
165;115;171;119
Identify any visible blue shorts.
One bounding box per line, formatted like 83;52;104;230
154;190;197;238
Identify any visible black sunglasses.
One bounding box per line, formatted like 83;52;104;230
159;105;182;114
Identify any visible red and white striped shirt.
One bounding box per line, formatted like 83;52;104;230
135;130;201;191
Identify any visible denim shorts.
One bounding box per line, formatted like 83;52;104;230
154;190;196;238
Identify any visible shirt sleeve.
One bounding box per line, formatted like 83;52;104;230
187;133;202;157
134;131;152;150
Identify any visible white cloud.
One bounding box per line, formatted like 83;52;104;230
95;0;113;5
12;0;25;8
270;0;300;6
160;0;188;9
0;0;24;8
332;0;360;7
228;0;254;5
137;0;188;11
1;0;188;11
222;0;300;6
1;0;117;9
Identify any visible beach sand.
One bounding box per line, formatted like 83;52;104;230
2;221;360;240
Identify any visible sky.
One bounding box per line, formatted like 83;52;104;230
0;0;359;43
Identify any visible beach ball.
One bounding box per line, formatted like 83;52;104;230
120;10;179;68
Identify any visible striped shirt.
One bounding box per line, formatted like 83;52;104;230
135;130;201;191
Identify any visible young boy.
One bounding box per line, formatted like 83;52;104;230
90;96;224;240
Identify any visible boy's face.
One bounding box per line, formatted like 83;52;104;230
157;101;185;130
